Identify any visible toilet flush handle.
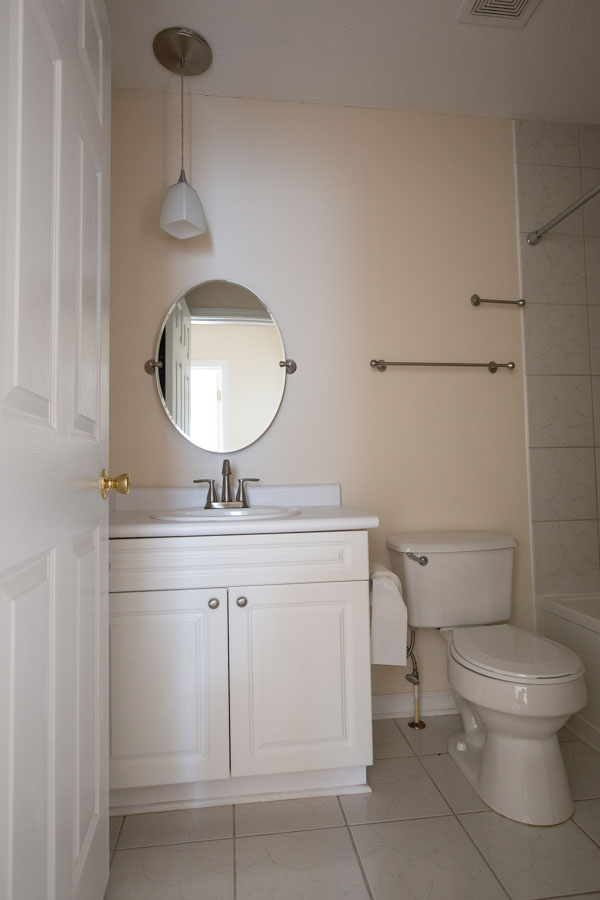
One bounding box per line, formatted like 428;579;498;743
407;552;429;566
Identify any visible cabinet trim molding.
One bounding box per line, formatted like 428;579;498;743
109;531;368;592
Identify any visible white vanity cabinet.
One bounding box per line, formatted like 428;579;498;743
108;529;373;801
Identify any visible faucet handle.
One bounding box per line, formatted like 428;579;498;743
193;478;217;508
236;478;260;507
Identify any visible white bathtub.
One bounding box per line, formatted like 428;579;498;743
537;594;600;750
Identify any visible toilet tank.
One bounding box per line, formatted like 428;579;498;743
386;531;517;628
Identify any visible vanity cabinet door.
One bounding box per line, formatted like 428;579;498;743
229;581;373;777
109;589;229;788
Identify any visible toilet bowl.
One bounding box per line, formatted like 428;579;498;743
444;624;586;825
386;531;587;826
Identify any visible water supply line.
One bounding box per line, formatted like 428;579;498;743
406;627;425;729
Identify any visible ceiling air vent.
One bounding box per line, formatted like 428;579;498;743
458;0;542;28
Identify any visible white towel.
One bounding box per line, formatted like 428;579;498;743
369;563;407;666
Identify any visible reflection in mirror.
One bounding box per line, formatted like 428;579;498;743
155;280;287;453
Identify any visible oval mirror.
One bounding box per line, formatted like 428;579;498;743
153;280;288;453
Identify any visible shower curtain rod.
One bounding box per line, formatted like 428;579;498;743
526;180;600;245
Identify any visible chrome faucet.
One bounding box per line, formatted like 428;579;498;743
193;460;259;508
221;459;233;502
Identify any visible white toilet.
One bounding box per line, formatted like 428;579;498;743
387;531;587;826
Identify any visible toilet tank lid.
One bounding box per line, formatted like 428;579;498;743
386;531;518;553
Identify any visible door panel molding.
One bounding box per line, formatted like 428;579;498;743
0;551;56;900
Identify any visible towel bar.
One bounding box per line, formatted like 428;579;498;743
370;359;516;374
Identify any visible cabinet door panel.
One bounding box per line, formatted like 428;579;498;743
109;589;229;788
229;582;372;776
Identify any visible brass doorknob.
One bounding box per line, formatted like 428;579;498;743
100;469;131;500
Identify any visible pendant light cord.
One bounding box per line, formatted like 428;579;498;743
180;62;184;174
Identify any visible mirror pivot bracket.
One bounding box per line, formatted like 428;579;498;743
279;359;297;374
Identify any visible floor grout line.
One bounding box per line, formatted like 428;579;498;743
412;749;454;814
110;815;126;865
542;893;600;899
453;812;512;900
337;795;375;900
334;810;470;827
235;822;347;839
112;835;234;853
571;811;600;851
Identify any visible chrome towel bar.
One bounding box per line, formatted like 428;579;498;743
370;360;516;374
471;294;525;308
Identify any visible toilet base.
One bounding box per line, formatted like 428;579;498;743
448;727;574;826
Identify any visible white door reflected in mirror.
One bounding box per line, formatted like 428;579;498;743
155;280;287;453
190;361;229;449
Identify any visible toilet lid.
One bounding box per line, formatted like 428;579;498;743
451;625;583;680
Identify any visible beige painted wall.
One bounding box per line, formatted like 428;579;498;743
110;88;533;695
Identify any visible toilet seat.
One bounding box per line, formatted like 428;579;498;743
449;624;584;684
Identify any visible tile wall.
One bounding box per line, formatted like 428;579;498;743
516;121;600;595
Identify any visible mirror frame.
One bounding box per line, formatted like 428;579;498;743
151;279;292;453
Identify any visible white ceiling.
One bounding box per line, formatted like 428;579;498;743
106;0;600;124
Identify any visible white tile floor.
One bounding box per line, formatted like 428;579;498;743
105;715;600;900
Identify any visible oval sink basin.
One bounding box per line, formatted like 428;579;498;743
151;506;300;522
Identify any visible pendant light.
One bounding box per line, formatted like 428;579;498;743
153;27;212;239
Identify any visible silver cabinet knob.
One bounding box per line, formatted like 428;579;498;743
236;596;248;608
208;597;220;609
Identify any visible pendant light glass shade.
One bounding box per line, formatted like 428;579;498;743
160;169;206;239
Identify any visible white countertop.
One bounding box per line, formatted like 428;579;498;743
109;485;379;538
109;505;379;538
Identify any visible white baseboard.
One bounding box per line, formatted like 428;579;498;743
372;690;457;720
569;712;600;752
110;765;368;815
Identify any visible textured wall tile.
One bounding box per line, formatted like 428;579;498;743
581;126;600;169
520;233;586;304
517;164;583;235
515;121;580;167
524;304;590;375
593;378;600;443
527;375;593;447
583;169;600;237
597;450;600;529
533;520;600;595
589;306;600;374
586;237;600;304
530;447;597;521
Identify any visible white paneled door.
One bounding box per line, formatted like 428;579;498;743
0;0;111;899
